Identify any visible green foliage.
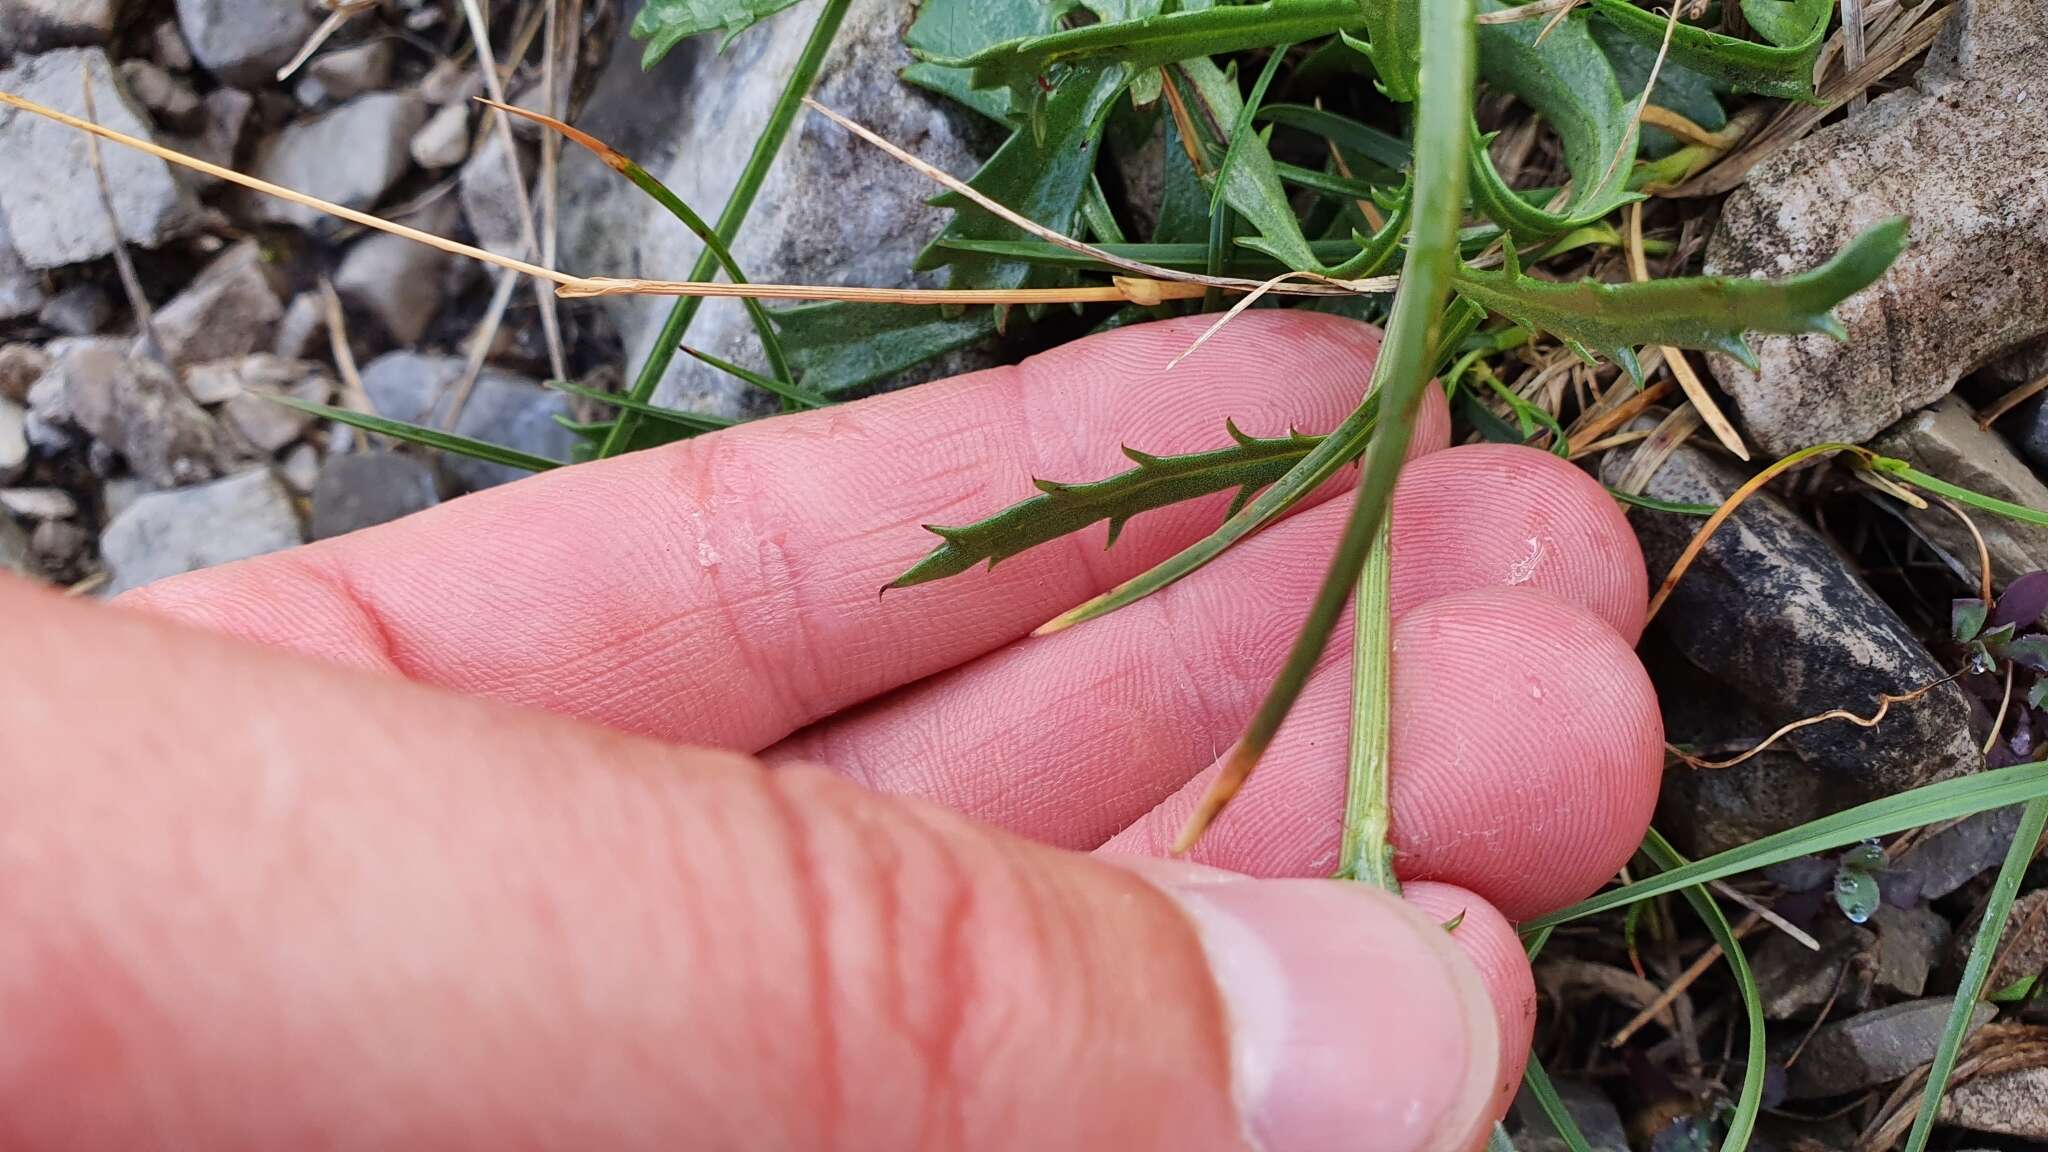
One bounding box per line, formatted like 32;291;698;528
265;396;564;473
1526;761;2048;929
1470;0;1640;240
1643;829;1767;1152
1586;0;1829;101
917;0;1367;102
631;0;805;66
893;421;1320;588
919;64;1131;288
1450;217;1910;380
1175;58;1319;271
1905;798;2048;1152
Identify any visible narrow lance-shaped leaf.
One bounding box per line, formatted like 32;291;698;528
1450;216;1909;382
545;379;736;435
631;0;806;67
265;395;564;474
1257;103;1411;175
893;422;1322;588
1525;759;2048;928
478;100;802;403
1586;0;1830;101
1468;0;1641;240
917;63;1131;289
1176;57;1319;272
1642;829;1767;1152
1168;0;1476;851
1357;0;1421;101
917;0;1367;101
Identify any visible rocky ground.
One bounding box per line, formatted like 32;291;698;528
5;0;2048;1147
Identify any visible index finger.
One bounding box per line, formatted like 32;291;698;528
125;311;1449;752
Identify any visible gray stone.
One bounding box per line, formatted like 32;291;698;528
1787;997;1998;1099
0;486;75;519
165;86;253;183
150;19;193;71
299;39;390;104
1872;396;2048;586
99;467;301;595
36;281;110;335
210;356;330;452
270;290;325;360
32;338;221;486
1705;0;2048;454
0;396;26;484
98;474;143;522
359;351;573;491
28;516;86;580
0;207;45;320
1962;888;2048;995
457;129;534;257
1605;436;1980;795
1894;806;2025;900
1511;1077;1627;1152
118;58;202;132
1751;914;1876;1021
1659;751;1864;860
1940;1065;2048;1139
557;0;996;414
311;451;439;539
173;0;317;86
0;47;201;268
332;199;457;344
145;239;282;368
249;93;426;231
1871;902;1950;999
0;342;47;403
409;99;470;170
0;510;27;574
278;441;318;493
0;0;117;57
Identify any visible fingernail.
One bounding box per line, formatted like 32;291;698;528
1158;874;1500;1152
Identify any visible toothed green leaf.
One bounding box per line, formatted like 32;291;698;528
1468;0;1641;241
891;423;1323;588
1586;0;1830;101
1449;217;1909;379
1176;58;1320;273
631;0;807;67
915;0;1366;102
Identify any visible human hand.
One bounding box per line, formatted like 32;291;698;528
1;312;1662;1151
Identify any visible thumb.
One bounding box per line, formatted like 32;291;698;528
2;578;1501;1151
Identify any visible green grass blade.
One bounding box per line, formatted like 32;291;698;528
1256;103;1410;172
601;147;797;405
545;379;736;433
1903;797;2048;1152
1522;1056;1596;1152
1526;761;2048;929
1883;463;2048;529
600;0;850;458
1172;0;1473;847
265;396;563;473
678;344;828;409
1643;828;1765;1152
1608;488;1717;516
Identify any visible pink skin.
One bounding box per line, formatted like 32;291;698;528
3;312;1663;1148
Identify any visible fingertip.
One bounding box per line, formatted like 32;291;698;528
1152;873;1502;1152
1404;881;1536;1113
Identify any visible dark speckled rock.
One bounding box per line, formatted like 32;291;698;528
1605;437;1980;795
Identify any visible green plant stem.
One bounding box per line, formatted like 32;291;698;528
1904;796;2048;1152
1179;0;1472;851
1338;514;1398;889
1525;760;2048;928
598;0;851;459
